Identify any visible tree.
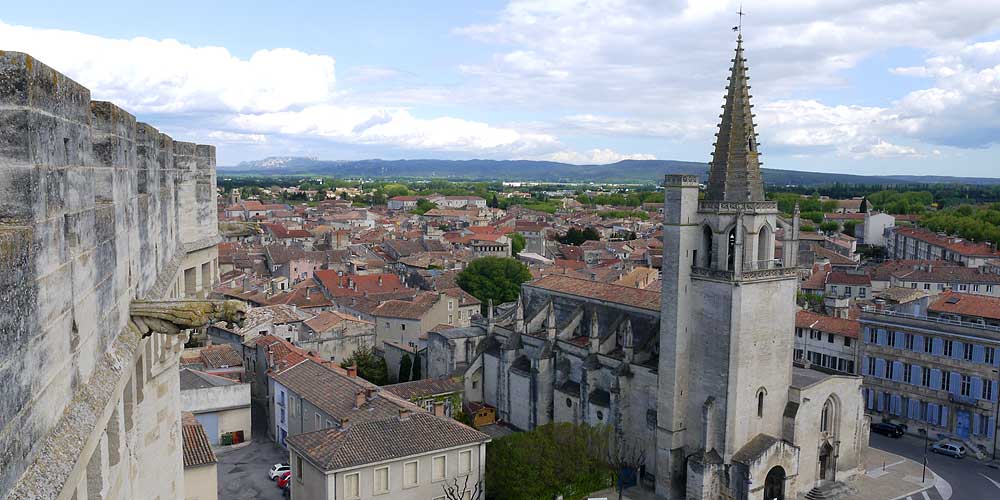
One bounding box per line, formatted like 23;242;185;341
488;193;500;208
399;354;413;383
559;227;601;246
440;475;484;500
411;355;422;380
607;438;646;500
842;220;859;237
341;346;389;385
507;232;526;255
819;221;840;233
457;257;533;312
412;198;438;215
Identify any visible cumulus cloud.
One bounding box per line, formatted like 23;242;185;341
0;19;581;161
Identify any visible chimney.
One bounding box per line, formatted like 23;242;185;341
398;408;412;421
378;275;383;286
346;365;357;378
340;417;350;429
354;389;366;408
432;402;446;417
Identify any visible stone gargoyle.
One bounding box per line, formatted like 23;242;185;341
128;299;247;337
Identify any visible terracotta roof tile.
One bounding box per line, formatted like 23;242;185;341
928;291;1000;321
182;412;217;467
527;274;660;311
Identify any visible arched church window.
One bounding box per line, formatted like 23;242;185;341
756;388;766;418
727;228;737;271
821;398;836;434
702;225;713;268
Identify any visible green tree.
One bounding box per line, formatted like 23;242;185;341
411;355;422;380
507;232;526;255
486;423;613;500
399;354;413;383
341;346;388;385
819;221;841;233
412;198;438;215
456;257;533;311
559;227;601;246
842;220;859;237
381;183;410;198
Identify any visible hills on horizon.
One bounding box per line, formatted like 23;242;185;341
221;156;1000;186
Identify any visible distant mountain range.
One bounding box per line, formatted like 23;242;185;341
221;157;1000;186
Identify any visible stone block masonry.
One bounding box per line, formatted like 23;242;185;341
0;51;219;500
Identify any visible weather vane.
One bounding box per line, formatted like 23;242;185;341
733;3;745;34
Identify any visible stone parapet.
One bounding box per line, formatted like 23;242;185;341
0;51;217;499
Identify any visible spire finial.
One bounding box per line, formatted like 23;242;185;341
737;2;746;35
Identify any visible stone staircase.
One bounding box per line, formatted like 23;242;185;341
804;481;857;500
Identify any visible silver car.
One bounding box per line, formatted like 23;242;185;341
930;441;966;458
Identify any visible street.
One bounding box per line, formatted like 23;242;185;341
216;405;289;500
869;433;1000;500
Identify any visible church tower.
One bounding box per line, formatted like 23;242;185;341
656;35;801;500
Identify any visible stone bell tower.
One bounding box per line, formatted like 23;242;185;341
655;34;801;500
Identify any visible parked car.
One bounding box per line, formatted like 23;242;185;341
871;422;905;438
269;463;290;480
930;441;966;458
277;471;292;489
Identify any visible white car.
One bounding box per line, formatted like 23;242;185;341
269;463;290;480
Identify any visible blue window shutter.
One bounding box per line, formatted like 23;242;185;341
993;381;998;402
893;361;904;382
930;368;941;389
973;344;985;363
928;404;938;424
933;338;944;355
861;356;869;375
911;365;921;385
877;393;885;412
941;406;949;427
876;359;886;379
909;399;920;418
950;372;961;395
868;390;875;409
990;417;996;438
972;377;983;400
974;414;982;435
912;334;923;353
892;395;902;415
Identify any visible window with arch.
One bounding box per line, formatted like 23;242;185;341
821;398;836;434
727;228;737;271
757;224;771;267
756;388;766;418
702;225;714;268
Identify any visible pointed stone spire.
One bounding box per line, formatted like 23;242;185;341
545;302;557;339
514;295;524;334
622;319;634;363
705;34;765;202
589;310;600;353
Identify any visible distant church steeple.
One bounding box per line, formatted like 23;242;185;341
705;34;765;202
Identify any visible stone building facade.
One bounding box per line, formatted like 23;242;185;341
1;52;219;500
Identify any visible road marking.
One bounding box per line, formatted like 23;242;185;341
979;472;1000;490
922;491;931;500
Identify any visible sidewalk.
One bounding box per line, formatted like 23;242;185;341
836;447;942;500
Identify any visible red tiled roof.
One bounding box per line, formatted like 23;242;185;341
527;274;660;311
795;310;860;338
314;272;405;297
182;412;217;467
199;344;242;369
928;291;1000;321
896;226;1000;257
825;271;871;286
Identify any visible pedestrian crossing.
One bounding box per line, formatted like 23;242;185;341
903;487;943;500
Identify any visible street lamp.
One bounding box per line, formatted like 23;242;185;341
921;426;929;483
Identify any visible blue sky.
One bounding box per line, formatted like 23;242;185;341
3;1;1000;177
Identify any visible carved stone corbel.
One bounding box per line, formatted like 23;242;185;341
128;299;248;337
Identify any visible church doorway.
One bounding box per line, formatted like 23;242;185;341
818;442;836;482
763;466;785;500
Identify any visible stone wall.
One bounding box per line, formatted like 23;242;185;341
0;51;218;500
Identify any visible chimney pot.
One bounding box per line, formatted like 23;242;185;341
398;408;412;421
355;390;365;408
432;402;446;417
346;366;358;378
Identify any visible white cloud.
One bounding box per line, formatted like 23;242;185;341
542;148;656;164
0;21;336;114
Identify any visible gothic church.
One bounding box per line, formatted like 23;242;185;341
449;35;869;500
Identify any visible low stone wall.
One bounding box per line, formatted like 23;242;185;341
0;51;218;499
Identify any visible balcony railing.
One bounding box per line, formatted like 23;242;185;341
697;200;778;213
861;306;1000;334
691;263;797;282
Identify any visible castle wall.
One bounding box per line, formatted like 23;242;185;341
0;51;218;500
